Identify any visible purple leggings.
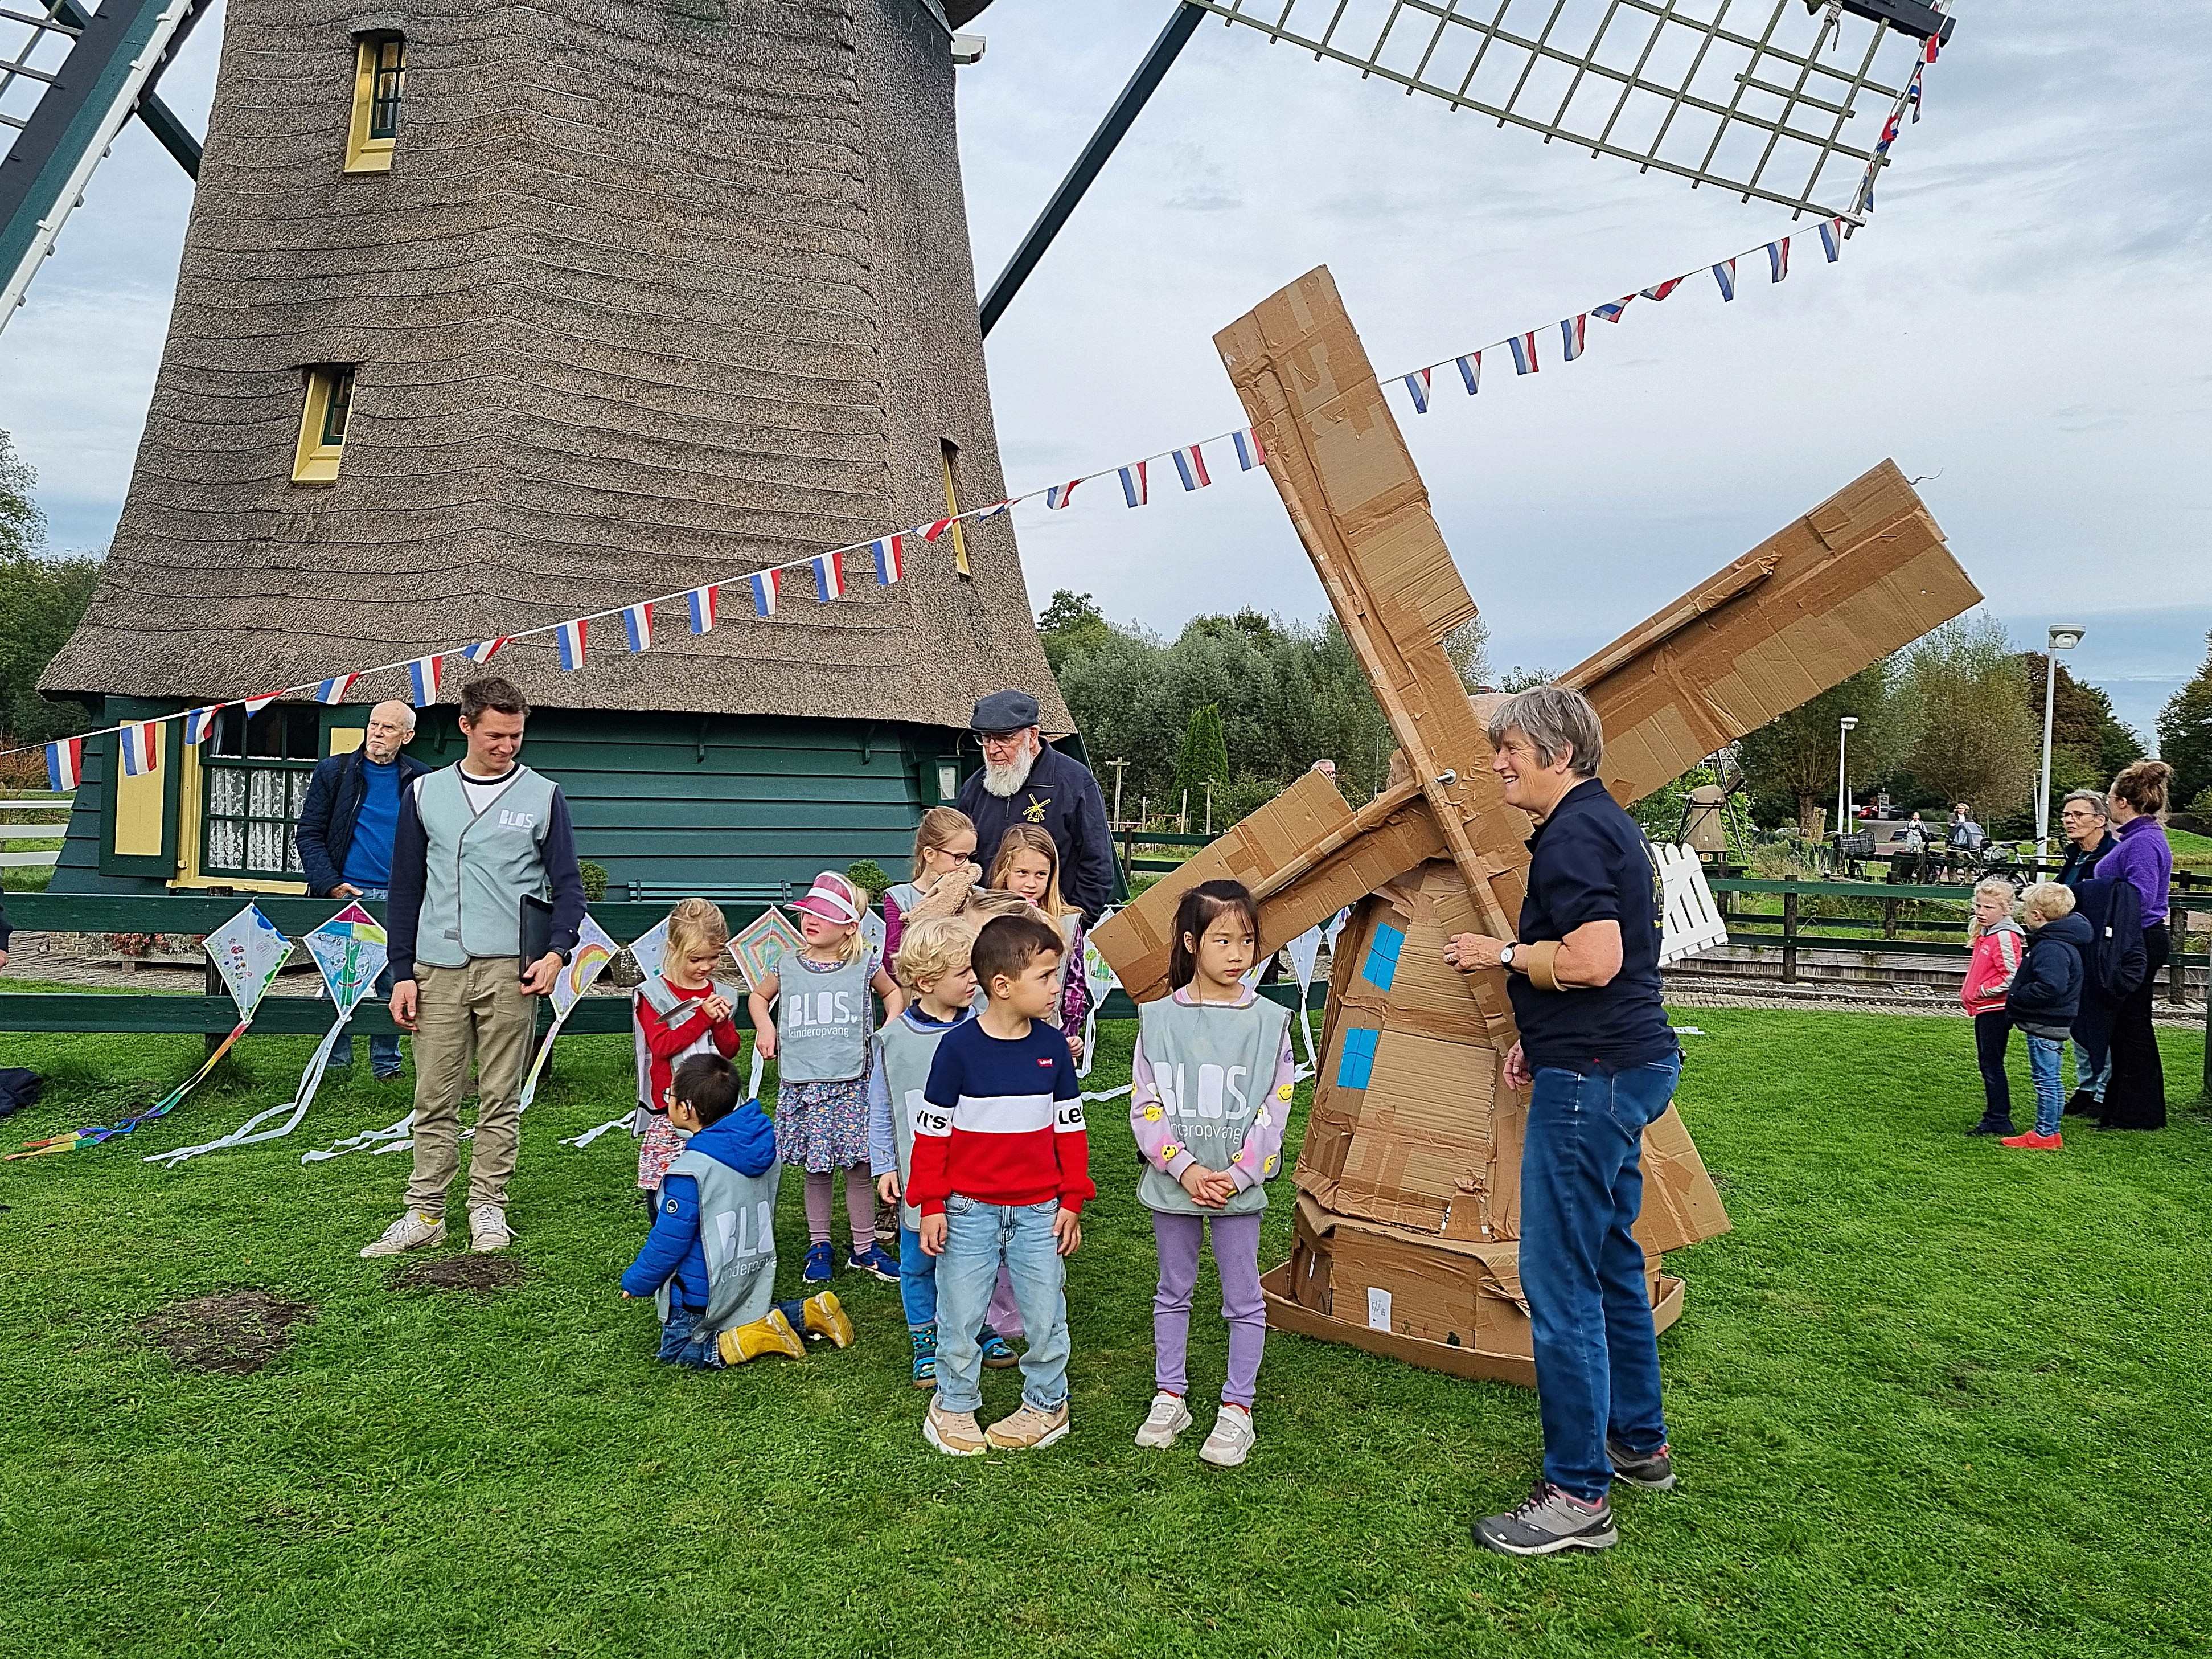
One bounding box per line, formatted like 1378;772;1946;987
803;1168;876;1251
1152;1209;1266;1409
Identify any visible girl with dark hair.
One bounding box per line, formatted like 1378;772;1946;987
1127;879;1299;1469
2098;760;2176;1130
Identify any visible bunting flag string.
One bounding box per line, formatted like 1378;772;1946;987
120;721;158;777
1;212;1880;767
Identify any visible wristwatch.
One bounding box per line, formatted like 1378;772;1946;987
1499;943;1517;971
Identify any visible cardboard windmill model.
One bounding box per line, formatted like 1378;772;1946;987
1091;268;1980;1387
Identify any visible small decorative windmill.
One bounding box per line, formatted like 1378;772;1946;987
1091;265;1980;1384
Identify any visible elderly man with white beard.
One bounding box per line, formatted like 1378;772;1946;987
953;690;1115;925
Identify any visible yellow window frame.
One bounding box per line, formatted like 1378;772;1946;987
344;34;404;173
293;365;354;483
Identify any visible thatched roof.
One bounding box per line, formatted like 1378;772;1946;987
43;0;1069;734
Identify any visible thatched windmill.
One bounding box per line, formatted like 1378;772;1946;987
1092;267;1979;1383
32;1;1060;899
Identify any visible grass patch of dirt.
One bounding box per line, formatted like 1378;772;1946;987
137;1291;314;1375
387;1254;526;1293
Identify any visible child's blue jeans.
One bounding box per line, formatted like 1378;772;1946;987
933;1197;1070;1414
900;1223;1022;1343
2026;1033;2065;1137
656;1300;810;1368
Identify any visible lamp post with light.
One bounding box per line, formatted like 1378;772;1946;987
2038;626;2087;863
1836;715;1860;846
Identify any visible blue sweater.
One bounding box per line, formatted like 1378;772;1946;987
620;1106;778;1311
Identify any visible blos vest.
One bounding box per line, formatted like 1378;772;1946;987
409;764;560;970
633;973;746;1117
877;1006;972;1232
775;952;873;1083
656;1141;781;1335
1135;995;1291;1218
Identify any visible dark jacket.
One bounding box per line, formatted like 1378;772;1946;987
2071;876;2147;1004
620;1105;778;1310
293;748;430;897
2056;831;2115;889
955;741;1115;924
2006;911;2091;1029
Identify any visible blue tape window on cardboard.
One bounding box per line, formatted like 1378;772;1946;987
1360;924;1404;990
1336;1026;1379;1090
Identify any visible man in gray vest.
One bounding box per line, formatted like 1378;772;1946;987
361;676;585;1258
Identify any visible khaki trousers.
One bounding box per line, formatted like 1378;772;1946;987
405;958;535;1216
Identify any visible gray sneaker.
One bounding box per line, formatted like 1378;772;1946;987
1472;1482;1618;1556
1606;1435;1676;1491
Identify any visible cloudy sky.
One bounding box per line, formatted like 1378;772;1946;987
6;1;2209;743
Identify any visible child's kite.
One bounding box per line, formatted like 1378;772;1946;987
7;903;294;1159
515;914;621;1112
151;902;387;1166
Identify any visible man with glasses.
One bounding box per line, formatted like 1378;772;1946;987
294;700;429;1080
953;690;1114;924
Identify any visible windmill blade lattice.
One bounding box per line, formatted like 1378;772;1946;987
1189;0;1944;221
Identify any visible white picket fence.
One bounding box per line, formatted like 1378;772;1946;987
0;795;71;870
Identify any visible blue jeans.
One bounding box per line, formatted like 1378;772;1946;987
331;884;401;1075
2026;1034;2065;1137
656;1299;809;1368
1520;1054;1682;1502
900;1224;938;1329
932;1197;1070;1414
2071;1038;2109;1104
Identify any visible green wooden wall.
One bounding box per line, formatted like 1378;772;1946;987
49;701;970;898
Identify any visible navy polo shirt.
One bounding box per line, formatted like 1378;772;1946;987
1507;777;1675;1071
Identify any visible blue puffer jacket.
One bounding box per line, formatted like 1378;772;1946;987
2006;911;2091;1029
620;1104;777;1310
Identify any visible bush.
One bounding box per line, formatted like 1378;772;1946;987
578;860;609;903
846;859;892;900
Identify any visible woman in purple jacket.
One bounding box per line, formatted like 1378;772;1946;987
2096;760;2176;1130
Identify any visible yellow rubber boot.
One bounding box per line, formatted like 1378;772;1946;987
717;1308;806;1365
803;1292;855;1349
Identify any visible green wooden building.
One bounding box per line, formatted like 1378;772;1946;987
38;0;1074;900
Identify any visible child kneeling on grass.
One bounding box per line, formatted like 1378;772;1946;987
2002;882;2091;1152
621;1054;855;1367
1128;879;1298;1469
867;914;1021;1387
912;913;1091;1455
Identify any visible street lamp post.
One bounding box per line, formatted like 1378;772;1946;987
1836;716;1860;845
2038;626;2087;864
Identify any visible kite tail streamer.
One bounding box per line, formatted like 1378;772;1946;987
148;1018;351;1166
5;1021;254;1160
567;1040;764;1150
1076;1007;1099;1080
514;1006;578;1114
300;1111;415;1165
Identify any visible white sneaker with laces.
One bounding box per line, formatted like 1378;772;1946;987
1133;1390;1193;1450
468;1203;512;1253
360;1210;445;1259
1199;1405;1255;1468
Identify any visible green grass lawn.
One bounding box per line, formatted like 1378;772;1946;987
1;1010;2207;1658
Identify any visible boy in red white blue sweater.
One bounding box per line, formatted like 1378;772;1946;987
910;912;1093;1456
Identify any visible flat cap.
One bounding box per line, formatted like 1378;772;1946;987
970;689;1040;732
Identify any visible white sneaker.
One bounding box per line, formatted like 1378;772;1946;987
360;1210;444;1258
468;1203;512;1253
1199;1405;1255;1468
1133;1390;1193;1449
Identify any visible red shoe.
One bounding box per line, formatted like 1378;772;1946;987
2000;1130;2063;1149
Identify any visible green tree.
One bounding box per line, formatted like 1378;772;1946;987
1036;589;1116;674
0;431;102;745
1735;662;1907;837
1898;613;2039;826
2157;632;2212;813
1175;702;1229;812
2019;651;2144;801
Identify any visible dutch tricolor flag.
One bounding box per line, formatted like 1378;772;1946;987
315;673;359;706
1171;445;1210;491
872;535;904;585
1559;315;1587;362
183;707;219;745
120;721;159;778
1819;218;1844;263
1403;369;1432;414
1229;429;1265;470
243;693;280;716
1045;480;1080;509
462;637;507;664
1457;353;1481;396
921;517;955;543
1592;298;1630;324
975;499;1013;522
1712;259;1737;301
1640;277;1684;302
557;619;588;671
749;570;779;617
811;552;845;600
1118;462;1148;509
1508;333;1538;375
687;585;716;633
1767;239;1790;283
46;737;83;792
622;601;653;653
408;655;442;706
